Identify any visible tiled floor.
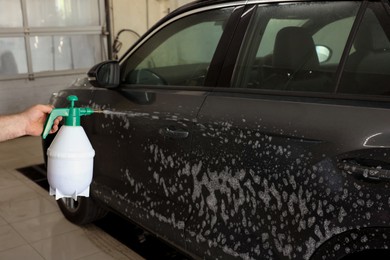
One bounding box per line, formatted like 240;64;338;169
0;136;142;260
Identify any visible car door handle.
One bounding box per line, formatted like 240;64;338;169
337;159;390;181
159;127;189;139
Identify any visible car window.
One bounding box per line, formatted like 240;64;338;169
256;18;308;58
313;17;355;65
338;2;390;95
121;8;233;87
232;2;360;93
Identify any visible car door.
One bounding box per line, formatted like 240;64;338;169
186;1;390;259
88;3;241;250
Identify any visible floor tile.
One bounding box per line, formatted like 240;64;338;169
0;225;26;251
0;196;58;223
0;215;8;227
0;171;24;189
31;229;101;260
0;185;40;204
12;211;79;243
0;156;43;171
0;244;44;260
76;251;116;260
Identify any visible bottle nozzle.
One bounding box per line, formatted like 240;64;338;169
93;109;104;114
42;95;95;139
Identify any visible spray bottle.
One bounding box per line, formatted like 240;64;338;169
42;95;95;200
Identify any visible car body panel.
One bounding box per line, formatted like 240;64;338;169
92;87;209;248
42;0;390;259
186;92;390;258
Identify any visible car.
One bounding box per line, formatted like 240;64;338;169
42;0;390;259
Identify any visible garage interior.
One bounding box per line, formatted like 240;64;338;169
0;1;191;259
0;0;192;114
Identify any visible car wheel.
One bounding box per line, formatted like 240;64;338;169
57;197;107;225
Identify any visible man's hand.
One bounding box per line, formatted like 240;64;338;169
0;104;62;142
22;104;62;136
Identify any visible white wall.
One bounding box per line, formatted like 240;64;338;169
0;75;85;114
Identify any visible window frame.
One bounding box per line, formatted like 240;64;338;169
0;0;107;81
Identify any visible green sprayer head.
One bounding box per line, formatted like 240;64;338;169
42;95;94;139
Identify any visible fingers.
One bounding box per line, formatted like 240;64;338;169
49;125;57;134
49;124;58;134
49;116;62;134
21;104;61;136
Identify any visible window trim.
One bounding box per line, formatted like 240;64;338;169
333;0;368;92
207;85;390;105
207;5;255;87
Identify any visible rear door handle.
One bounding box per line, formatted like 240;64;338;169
338;159;390;181
159;127;189;139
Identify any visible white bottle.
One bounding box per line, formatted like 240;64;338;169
46;126;95;200
42;95;95;200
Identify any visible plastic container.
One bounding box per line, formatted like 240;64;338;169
42;95;95;200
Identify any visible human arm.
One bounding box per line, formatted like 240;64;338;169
0;104;62;142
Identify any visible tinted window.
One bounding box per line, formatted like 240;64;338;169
233;2;360;92
313;17;354;65
338;2;390;95
122;8;233;86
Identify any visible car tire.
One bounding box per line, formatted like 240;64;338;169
57;196;108;225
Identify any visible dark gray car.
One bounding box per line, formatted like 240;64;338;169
43;0;390;259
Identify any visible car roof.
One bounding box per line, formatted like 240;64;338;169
167;0;364;20
169;0;243;16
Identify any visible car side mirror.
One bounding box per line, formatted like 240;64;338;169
88;61;120;88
